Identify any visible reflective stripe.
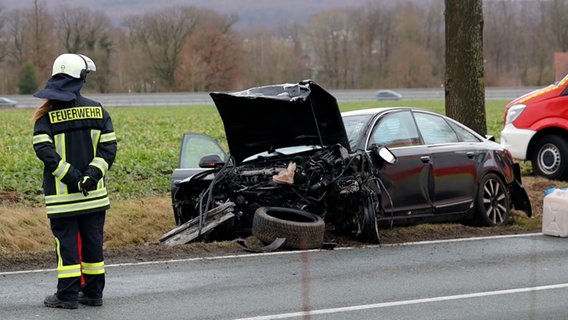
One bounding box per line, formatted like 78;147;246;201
45;188;108;204
100;132;116;143
52;160;71;180
58;264;82;278
53;134;68;195
81;261;105;275
89;157;109;176
45;188;110;215
91;129;101;155
33;133;52;145
55;238;81;279
46;196;110;215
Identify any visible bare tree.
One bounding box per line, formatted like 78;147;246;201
29;0;54;75
4;1;55;93
52;6;114;92
445;0;486;135
349;4;394;88
124;6;197;91
0;4;7;63
547;0;568;51
306;9;357;89
386;42;436;88
239;22;310;88
55;6;110;53
177;9;241;91
483;0;516;85
0;1;567;94
384;3;438;88
423;0;445;83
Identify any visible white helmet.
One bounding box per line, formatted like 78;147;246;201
51;53;96;79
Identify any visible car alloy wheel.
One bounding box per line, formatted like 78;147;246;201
475;173;510;227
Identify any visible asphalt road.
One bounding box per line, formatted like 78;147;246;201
5;87;538;108
1;233;567;319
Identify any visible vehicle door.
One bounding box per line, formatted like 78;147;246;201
367;110;434;217
412;111;479;213
170;133;228;201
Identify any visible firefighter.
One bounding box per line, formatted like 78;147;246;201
32;53;117;309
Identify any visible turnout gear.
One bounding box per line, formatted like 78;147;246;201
33;53;115;308
33;96;116;217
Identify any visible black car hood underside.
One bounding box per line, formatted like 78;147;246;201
210;80;350;164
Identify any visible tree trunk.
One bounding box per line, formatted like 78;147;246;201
445;0;486;135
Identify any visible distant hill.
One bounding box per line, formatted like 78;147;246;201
2;0;371;29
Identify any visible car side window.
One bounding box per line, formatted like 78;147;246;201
369;110;421;148
447;121;481;142
414;112;459;144
179;133;227;168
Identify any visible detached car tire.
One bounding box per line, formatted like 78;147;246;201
252;207;325;250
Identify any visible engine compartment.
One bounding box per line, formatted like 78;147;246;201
173;144;379;239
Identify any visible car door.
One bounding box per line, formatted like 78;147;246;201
413;111;479;213
170;133;228;201
367;110;434;217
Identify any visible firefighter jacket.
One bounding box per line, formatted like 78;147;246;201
33;96;117;218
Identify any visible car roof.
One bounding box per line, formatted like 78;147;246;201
341;107;410;117
342;107;487;141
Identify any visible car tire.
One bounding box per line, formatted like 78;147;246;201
356;196;381;244
531;135;568;180
474;173;510;227
252;207;325;250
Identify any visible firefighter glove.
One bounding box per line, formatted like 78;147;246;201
78;176;97;196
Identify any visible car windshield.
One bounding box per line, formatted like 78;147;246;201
342;114;374;150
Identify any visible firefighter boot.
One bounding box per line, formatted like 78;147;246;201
78;292;103;306
44;294;78;309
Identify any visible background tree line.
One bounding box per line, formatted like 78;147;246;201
1;0;567;95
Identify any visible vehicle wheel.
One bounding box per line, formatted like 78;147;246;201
355;196;380;244
474;173;510;227
252;207;325;250
531;135;568;180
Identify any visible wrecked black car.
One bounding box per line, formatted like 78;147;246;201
162;80;532;248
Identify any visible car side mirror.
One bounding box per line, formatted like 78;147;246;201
372;145;397;164
198;154;225;169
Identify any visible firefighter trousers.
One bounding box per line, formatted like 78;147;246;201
50;211;106;301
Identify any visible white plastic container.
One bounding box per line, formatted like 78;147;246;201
542;188;568;237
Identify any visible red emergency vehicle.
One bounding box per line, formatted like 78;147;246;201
500;74;568;180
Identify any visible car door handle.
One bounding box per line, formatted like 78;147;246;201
466;151;474;158
421;156;431;163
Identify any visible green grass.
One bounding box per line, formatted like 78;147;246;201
0;100;509;204
0;100;549;256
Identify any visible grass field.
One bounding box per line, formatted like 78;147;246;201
0;100;544;255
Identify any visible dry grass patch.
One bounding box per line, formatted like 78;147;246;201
0;173;564;258
0;196;175;255
104;196;173;248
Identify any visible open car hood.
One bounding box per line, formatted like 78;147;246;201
210;80;350;164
